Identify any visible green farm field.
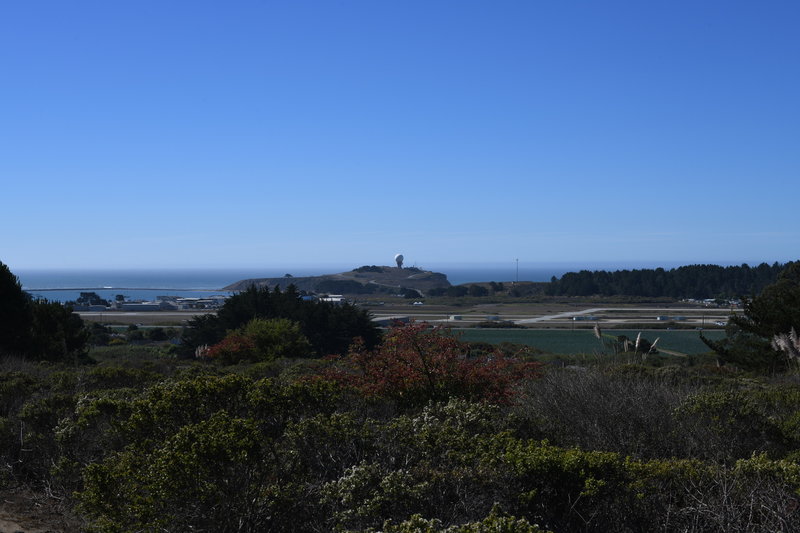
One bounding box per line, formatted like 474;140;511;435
455;328;725;355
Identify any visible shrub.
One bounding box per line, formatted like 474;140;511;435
241;318;313;360
324;323;540;407
181;285;380;358
378;508;551;532
84;366;163;391
80;411;270;532
76;375;345;532
205;333;256;364
146;327;168;341
204;318;313;365
674;384;800;462
517;367;697;458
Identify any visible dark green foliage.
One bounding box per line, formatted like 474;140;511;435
703;262;800;371
29;300;89;361
401;287;422;298
375;507;551;532
0;359;796;531
126;329;145;342
0;372;38;417
5;322;800;531
18;392;80;481
317;279;379;294
240;318;311;360
76;375;344;531
84;366;163;391
354;265;386;273
489;281;505;293
205;318;313;364
88;323;112;346
427;286;464;297
180;313;225;356
75;292;110;307
146;327;167;341
447;286;469;297
468;284;489;297
674;385;800;462
81;411;268;532
0;261;90;362
701;323;779;371
0;261;33;355
548;262;786;298
181;285;380;357
731;262;800;338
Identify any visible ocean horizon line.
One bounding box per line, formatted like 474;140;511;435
14;260;789;303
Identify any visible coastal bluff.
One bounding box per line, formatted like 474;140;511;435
223;266;451;295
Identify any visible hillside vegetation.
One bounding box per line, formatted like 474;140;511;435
2;260;800;531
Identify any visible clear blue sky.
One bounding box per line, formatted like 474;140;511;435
2;1;798;270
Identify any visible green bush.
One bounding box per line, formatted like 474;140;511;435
0;371;38;416
674;385;800;462
76;375;345;532
84;366;163;391
181;285;380;357
80;411;269;532
241;317;313;360
376;506;551;533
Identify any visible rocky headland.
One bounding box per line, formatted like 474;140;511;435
223;266;451;296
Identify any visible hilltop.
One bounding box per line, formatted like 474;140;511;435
223;265;451;295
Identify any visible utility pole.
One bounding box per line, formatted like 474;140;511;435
516;258;519;284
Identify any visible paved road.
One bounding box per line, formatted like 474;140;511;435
369;307;734;325
79;306;737;327
515;307;735;325
514;308;606;324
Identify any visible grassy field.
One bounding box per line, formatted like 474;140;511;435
455;328;725;355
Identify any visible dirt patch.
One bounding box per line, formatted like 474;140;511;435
0;487;81;533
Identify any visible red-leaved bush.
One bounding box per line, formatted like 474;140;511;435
204;333;256;365
324;322;540;406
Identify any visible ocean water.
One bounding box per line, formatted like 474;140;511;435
15;262;686;303
17;269;267;303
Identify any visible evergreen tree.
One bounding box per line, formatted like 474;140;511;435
702;262;800;372
29;299;90;361
548;263;787;299
182;285;380;357
730;262;800;338
0;260;89;361
0;260;33;355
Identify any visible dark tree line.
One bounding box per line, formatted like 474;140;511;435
428;284;491;297
353;265;386;273
180;285;381;357
0;261;88;361
316;279;381;294
546;262;788;299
